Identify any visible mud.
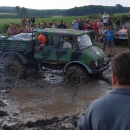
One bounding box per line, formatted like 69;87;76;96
0;66;113;130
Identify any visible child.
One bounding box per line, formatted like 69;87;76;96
104;25;115;53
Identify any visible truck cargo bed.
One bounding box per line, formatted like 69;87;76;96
0;39;36;52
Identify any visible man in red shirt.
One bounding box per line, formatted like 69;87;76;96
37;34;46;49
92;20;99;42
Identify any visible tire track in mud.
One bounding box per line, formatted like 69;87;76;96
0;66;112;130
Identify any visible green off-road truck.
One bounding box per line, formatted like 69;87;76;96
0;28;109;85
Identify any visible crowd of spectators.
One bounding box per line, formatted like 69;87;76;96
7;12;123;53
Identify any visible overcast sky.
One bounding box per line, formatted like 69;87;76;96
1;0;130;9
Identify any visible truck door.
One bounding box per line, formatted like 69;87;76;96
34;35;57;62
56;36;79;63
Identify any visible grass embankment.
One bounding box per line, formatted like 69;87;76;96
95;41;128;56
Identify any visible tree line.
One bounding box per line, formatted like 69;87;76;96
0;4;130;18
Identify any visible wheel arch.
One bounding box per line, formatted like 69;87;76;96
63;61;91;74
0;51;28;64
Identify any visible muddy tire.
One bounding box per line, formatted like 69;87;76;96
0;54;26;79
64;65;90;86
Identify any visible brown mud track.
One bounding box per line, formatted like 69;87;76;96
0;67;112;130
0;31;128;130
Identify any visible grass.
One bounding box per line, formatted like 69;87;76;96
0;16;85;25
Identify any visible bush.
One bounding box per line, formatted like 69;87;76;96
0;24;9;33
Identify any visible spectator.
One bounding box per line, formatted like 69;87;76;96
107;14;113;29
102;11;109;27
51;22;57;28
83;22;88;31
85;20;92;30
16;24;24;34
36;23;41;30
102;26;108;51
32;24;37;31
104;25;115;53
58;20;66;29
41;23;45;29
76;51;130;130
31;17;35;25
97;19;103;35
48;23;53;28
52;19;58;27
72;19;79;30
7;23;16;36
115;17;122;30
28;18;31;25
79;18;85;30
63;21;69;29
16;24;20;34
92;20;99;42
21;17;26;27
19;25;25;33
26;24;32;33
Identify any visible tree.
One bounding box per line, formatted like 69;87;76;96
116;4;123;7
21;7;28;16
15;6;21;15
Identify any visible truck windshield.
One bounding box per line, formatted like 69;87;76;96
77;34;92;49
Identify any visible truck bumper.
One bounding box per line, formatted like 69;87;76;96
114;36;128;40
90;63;110;74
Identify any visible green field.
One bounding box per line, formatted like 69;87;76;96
0;16;85;25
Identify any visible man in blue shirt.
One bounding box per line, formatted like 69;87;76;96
104;25;115;53
76;51;130;130
72;19;79;30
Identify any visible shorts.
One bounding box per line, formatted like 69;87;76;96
103;23;107;27
107;40;115;48
98;29;103;35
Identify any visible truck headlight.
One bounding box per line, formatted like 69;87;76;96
95;61;98;66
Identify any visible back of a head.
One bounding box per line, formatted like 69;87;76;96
111;51;130;85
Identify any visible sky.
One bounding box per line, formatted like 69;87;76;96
1;0;130;10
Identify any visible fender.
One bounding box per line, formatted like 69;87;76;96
63;61;91;73
0;51;28;64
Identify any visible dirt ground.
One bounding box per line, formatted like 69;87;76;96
0;42;129;130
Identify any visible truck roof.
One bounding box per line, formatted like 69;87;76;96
37;28;93;36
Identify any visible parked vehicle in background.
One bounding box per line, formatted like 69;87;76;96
0;28;109;86
7;33;36;41
0;31;6;39
126;11;130;19
114;22;130;44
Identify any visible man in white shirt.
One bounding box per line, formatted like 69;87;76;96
63;37;72;49
102;11;109;26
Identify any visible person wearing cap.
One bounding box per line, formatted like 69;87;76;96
37;34;46;49
58;20;66;29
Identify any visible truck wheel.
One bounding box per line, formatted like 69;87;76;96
65;65;90;86
0;55;26;79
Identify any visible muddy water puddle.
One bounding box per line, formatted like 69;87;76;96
3;79;111;123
